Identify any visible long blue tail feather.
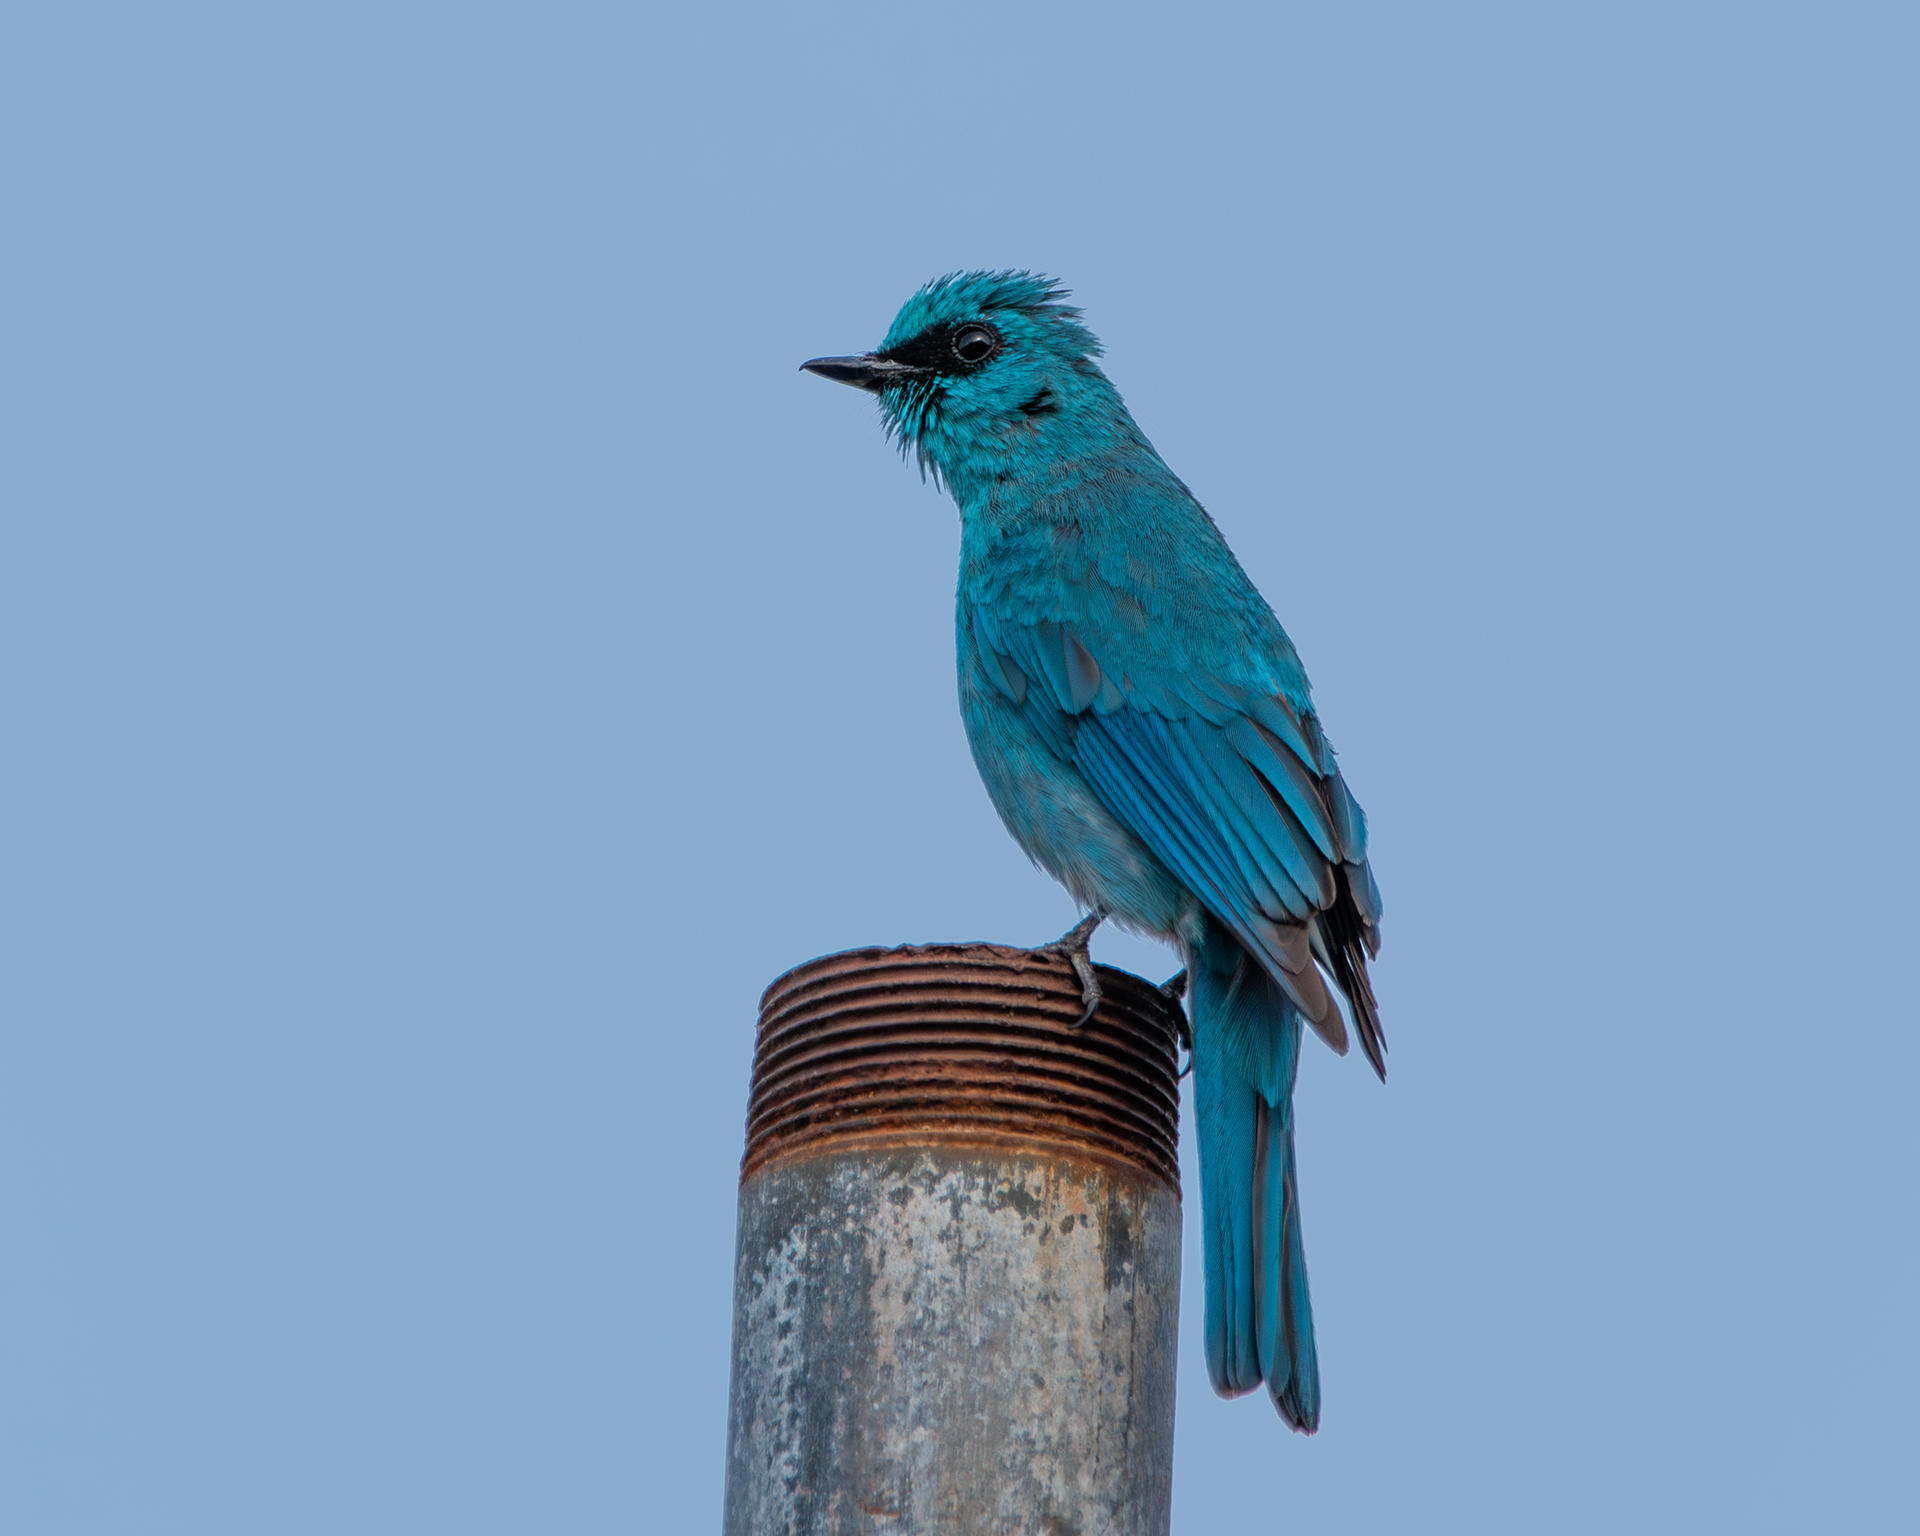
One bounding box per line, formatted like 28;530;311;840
1191;915;1321;1432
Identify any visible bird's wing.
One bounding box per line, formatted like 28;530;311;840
973;603;1387;1076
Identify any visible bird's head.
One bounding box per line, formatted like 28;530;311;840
802;271;1126;493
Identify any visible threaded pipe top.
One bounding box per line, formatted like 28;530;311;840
745;943;1184;1193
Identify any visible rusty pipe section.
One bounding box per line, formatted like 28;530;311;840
723;944;1184;1536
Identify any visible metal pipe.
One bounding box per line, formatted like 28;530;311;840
723;943;1185;1536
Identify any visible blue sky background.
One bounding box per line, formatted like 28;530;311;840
3;3;1915;1531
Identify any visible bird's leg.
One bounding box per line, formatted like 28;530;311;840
1160;969;1195;1075
1039;909;1106;1028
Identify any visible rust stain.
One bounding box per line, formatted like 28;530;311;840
743;944;1183;1192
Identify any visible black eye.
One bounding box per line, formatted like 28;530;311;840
951;325;999;366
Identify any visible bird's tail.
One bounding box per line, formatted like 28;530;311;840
1190;913;1320;1432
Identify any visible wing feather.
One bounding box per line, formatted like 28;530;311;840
980;606;1387;1076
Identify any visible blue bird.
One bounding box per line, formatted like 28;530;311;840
802;272;1384;1433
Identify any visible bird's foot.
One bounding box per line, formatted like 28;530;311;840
1038;910;1106;1028
1160;969;1195;1076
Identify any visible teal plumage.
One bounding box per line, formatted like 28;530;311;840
803;272;1384;1432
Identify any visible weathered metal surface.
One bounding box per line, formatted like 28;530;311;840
745;944;1182;1191
724;944;1184;1536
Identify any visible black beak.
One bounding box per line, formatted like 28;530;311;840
799;354;929;392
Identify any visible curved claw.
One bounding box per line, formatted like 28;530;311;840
1064;945;1103;1028
1160;968;1194;1075
1039;910;1106;1028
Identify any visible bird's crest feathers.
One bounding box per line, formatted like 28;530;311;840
871;271;1102;483
878;270;1097;359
